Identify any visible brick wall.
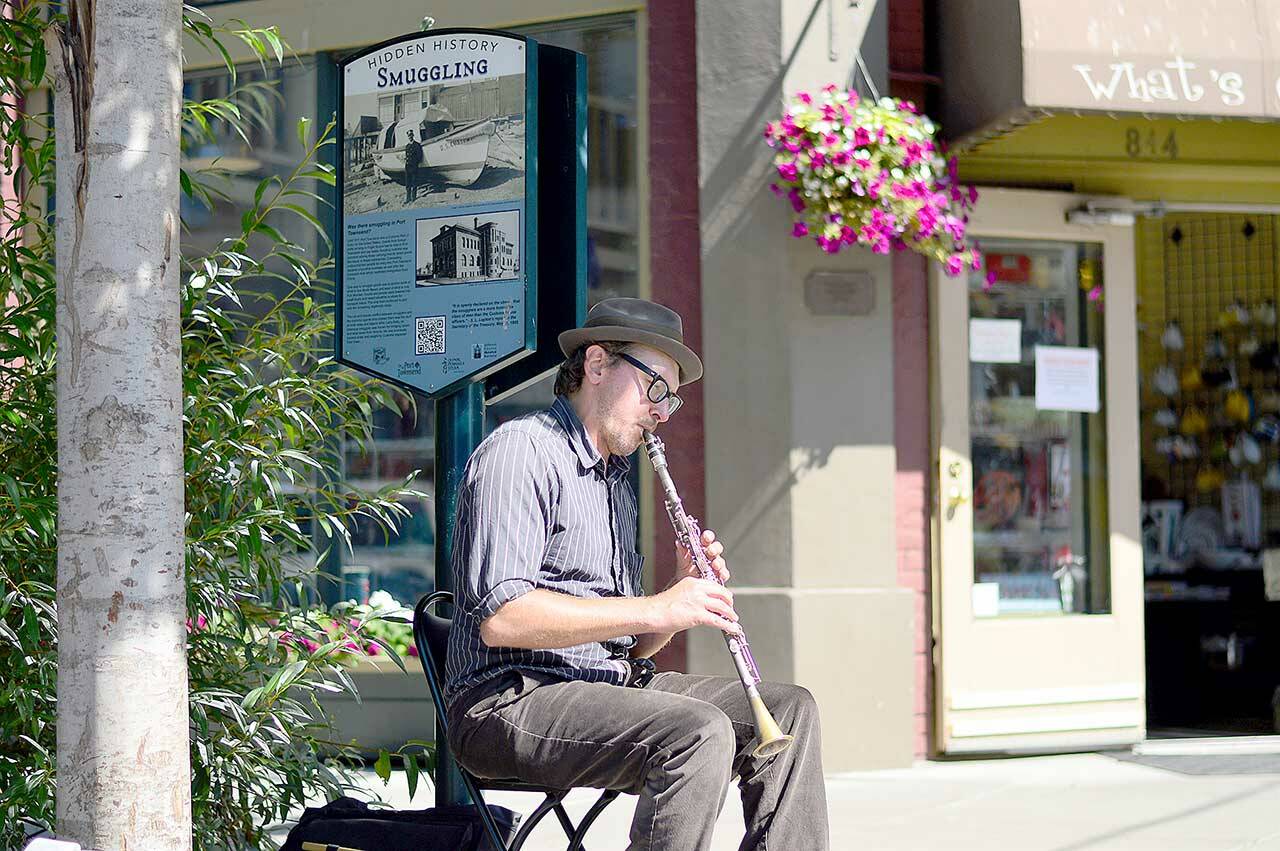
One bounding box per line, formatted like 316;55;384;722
647;0;703;673
890;0;936;759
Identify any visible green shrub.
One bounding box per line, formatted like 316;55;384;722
0;7;431;848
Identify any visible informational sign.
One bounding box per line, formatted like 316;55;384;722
337;30;537;396
1034;345;1100;413
968;318;1022;364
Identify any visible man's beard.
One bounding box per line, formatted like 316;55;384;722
597;396;649;458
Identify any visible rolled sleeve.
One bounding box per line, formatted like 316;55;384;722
453;431;552;621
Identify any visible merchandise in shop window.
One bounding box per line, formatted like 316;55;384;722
1046;443;1071;529
972;447;1024;531
1153;365;1179;396
986;252;1032;285
1254;300;1277;326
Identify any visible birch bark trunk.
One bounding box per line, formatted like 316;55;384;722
49;0;191;846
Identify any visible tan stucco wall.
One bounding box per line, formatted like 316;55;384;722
694;0;914;770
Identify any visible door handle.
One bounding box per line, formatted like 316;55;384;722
944;462;968;518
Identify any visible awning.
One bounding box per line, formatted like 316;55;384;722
939;0;1280;146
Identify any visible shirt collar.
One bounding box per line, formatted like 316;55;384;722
550;395;632;477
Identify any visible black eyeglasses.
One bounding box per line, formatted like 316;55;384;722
617;352;683;417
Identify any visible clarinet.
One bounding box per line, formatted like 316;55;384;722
642;431;794;758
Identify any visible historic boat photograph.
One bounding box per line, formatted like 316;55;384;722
342;74;525;215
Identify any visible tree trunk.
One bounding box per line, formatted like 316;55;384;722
50;0;190;847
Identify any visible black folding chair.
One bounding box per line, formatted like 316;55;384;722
412;592;621;851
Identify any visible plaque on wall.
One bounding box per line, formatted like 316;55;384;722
804;270;875;316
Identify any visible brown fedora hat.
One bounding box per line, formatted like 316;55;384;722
558;297;703;384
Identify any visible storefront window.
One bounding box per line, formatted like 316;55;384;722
488;14;641;424
968;240;1112;616
182;59;322;262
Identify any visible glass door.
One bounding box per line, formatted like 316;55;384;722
933;189;1146;753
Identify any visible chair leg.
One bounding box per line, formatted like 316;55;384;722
462;772;514;851
565;789;621;851
551;802;578;839
507;790;569;851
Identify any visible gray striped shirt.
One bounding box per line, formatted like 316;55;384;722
444;395;644;705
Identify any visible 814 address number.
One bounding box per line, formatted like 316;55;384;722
1124;127;1178;160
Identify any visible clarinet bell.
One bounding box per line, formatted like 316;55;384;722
749;693;795;758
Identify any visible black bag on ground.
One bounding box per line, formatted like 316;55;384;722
280;796;520;851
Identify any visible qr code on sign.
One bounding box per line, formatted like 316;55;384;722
415;315;446;356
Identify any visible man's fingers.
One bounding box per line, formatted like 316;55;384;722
697;580;733;606
707;598;738;622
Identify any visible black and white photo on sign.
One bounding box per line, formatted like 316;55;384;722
415;210;520;286
342;75;524;216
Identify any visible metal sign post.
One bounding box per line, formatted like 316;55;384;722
336;27;586;809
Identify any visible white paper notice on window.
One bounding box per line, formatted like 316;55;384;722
1035;345;1100;413
969;318;1022;363
972;582;1000;618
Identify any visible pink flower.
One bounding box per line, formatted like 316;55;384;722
823;83;838;94
854;127;872;147
784;140;802;153
811;151;826;167
792;222;809;238
916;206;939;238
831;150;851;166
407;644;419;658
788;188;805;212
797;92;812;104
365;642;382;656
945;255;965;276
1087;286;1103;302
777;161;799;181
769;182;782;196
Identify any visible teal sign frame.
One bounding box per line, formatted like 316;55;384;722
336;28;539;397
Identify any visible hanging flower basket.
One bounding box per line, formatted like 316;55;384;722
764;85;984;278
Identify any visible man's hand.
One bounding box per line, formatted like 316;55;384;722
649;576;741;635
675;527;730;584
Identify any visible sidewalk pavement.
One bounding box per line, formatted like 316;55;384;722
277;750;1280;849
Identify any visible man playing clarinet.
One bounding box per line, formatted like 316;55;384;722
444;297;830;850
